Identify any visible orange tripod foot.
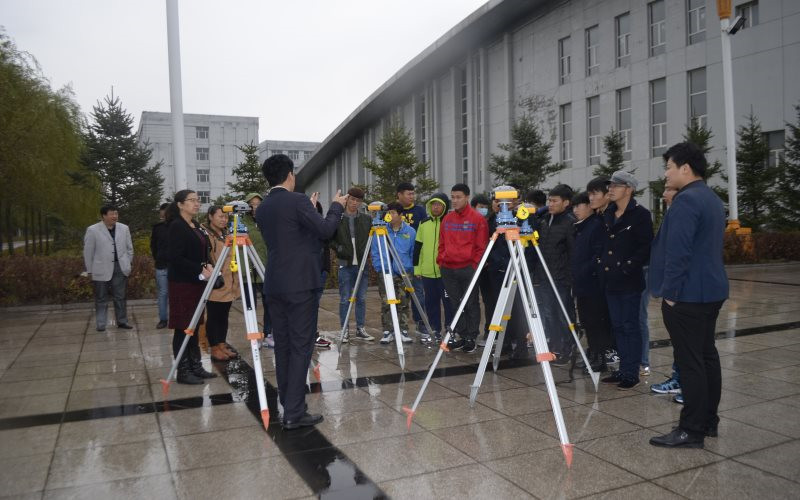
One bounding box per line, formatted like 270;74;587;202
260;409;270;430
159;379;170;398
401;406;415;430
561;443;574;468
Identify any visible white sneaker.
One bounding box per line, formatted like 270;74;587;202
341;328;349;344
355;327;374;341
380;331;393;344
400;330;413;343
260;334;275;349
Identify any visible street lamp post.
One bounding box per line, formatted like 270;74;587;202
166;0;187;190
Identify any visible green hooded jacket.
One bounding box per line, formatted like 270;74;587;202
413;192;450;278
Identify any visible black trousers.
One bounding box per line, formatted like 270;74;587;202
441;266;480;340
267;290;317;422
576;293;613;353
205;300;232;346
172;328;199;359
662;299;724;435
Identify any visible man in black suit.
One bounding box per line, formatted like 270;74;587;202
255;154;347;429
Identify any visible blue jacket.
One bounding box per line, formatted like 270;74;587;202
371;222;416;276
399;204;427;231
649;180;729;303
600;198;653;293
571;213;605;297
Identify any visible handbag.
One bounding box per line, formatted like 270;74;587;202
213;274;225;289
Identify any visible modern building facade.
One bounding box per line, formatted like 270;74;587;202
137;112;259;205
258;140;319;171
297;0;799;209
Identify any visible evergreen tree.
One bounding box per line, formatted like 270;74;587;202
683;121;727;202
81;94;164;234
594;128;626;178
736;112;776;231
227;142;267;199
362;118;437;202
773;103;800;230
488;113;564;193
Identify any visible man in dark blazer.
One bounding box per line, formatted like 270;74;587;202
255;154;347;429
649;142;728;449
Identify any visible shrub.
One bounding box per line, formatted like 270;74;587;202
723;231;800;264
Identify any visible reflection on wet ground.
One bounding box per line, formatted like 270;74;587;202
0;263;799;498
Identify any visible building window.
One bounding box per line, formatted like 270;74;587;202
587;96;601;165
651;78;667;157
196;147;209;161
474;54;483;184
736;1;758;29
649;0;666;56
558;36;571;84
196;169;210;183
288;150;300;161
197;191;210;204
764;131;785;168
418;92;428;165
688;67;707;128
560;103;572;168
460;67;469;185
195;126;209;139
585;26;599;76
270;149;283;156
616;13;631;67
687;0;706;44
616;87;632;160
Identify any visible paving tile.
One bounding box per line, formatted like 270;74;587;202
74;358;146;375
577;429;723;479
1;364;76;383
173;455;312;499
721;373;800;400
758;365;800;384
0;393;68;418
19;343;82;357
313;407;424;446
722;400;800;438
81;339;141;353
0;453;52;496
653;459;798;499
305;385;384;416
43;473;176;500
735;439;800;483
0;377;72;399
593;393;682;427
10;352;79;369
516;405;641;443
361;378;461;407
78;349;143;363
475;386;577;417
339;432;473;483
70;371;149;391
157;403;258;437
583;481;684;499
714;338;770;354
736;333;800;348
774;394;800;408
56;414;160;451
554;377;641;404
485;446;640;499
46;441;169;489
432;371;525;396
164;425;280;471
379;463;533;500
432;417;557;461
719;351;798;373
0;425;60;459
398;396;505;431
65;385;152;411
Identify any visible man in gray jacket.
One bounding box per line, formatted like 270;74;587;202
83;205;134;331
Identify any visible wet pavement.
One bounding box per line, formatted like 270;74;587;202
0;262;799;499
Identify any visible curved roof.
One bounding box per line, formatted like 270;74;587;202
296;0;548;190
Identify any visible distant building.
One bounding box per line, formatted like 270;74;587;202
298;0;799;209
258;140;319;171
137;111;259;206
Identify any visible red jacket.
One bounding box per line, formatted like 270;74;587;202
437;205;489;269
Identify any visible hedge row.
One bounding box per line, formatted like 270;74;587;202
1;231;797;306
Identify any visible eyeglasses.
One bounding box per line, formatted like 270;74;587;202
183;197;200;203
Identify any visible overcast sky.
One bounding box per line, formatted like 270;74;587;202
3;0;487;143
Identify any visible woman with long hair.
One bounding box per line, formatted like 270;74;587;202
165;189;217;384
202;206;241;361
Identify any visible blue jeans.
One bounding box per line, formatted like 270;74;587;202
337;265;367;327
534;281;575;354
409;276;425;325
422;277;454;333
606;290;642;381
640;266;650;366
155;268;168;322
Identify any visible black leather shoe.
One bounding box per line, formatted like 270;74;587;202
283;412;323;430
190;359;217;379
649;427;704;448
705;420;719;437
156;321;168;329
117;323;133;329
96;327;106;332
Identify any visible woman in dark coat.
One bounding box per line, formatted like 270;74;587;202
166;189;216;384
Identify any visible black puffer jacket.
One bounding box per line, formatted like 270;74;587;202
532;209;576;286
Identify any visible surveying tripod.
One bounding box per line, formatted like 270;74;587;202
160;204;271;430
335;202;435;371
402;187;599;467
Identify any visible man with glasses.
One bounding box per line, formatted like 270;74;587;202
598;171;652;390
